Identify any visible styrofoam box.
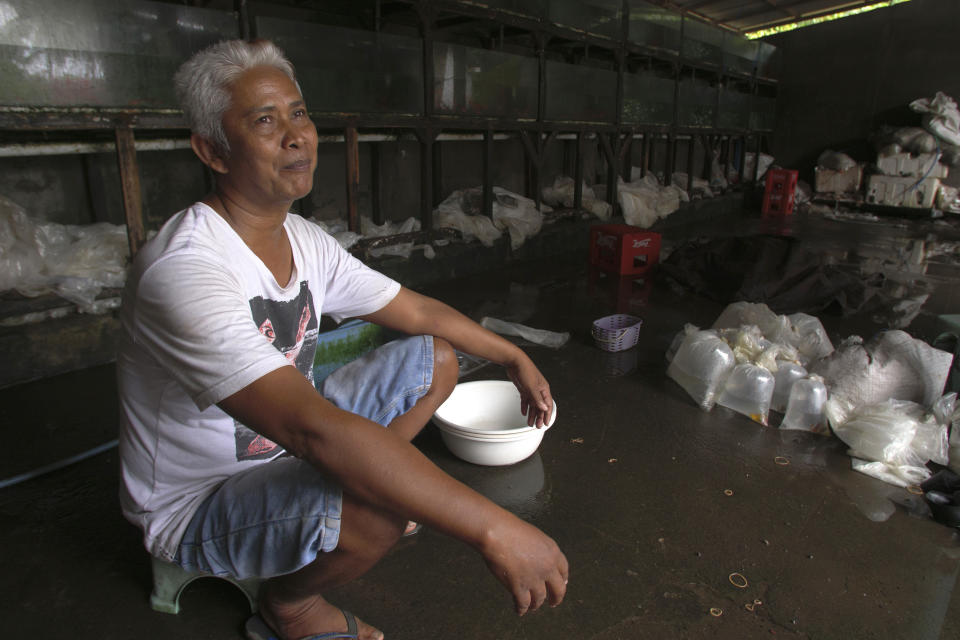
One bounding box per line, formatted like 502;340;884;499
814;165;863;194
875;152;948;179
865;174;940;208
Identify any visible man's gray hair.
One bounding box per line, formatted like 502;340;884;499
174;39;298;155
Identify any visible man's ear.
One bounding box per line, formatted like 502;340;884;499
190;133;228;175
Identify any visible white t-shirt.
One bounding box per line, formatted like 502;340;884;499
117;202;400;561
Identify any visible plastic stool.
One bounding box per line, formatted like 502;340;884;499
150;555;262;614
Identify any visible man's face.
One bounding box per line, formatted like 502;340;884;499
215;65;318;208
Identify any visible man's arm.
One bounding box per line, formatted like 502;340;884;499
218;368;568;614
360;287;554;427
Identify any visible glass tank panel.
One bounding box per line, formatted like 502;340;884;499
547;0;622;40
718;89;750;130
751;95;776;131
757;41;780;81
628;1;681;56
0;0;237;107
257;17;423;114
681;17;722;68
723;32;757;76
544;60;617;123
622;72;675;126
433;42;538;118
678;79;716;128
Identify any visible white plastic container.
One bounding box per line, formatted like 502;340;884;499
771;362;808;414
716;363;775;425
433;380;557;466
666;330;736;411
780;375;829;433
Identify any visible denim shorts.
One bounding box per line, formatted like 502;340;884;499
176;334;434;579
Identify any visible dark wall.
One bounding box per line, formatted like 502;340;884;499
769;0;960;182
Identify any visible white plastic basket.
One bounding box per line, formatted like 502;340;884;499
591;314;643;352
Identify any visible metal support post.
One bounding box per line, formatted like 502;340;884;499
344;125;360;232
114;127;145;257
483;127;494;218
416;127;436;230
574;130;584;210
371;142;383;225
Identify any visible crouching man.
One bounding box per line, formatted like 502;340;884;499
117;39;567;640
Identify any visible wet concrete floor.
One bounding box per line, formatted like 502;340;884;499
3;207;960;639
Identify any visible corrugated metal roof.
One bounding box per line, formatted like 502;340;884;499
654;0;896;33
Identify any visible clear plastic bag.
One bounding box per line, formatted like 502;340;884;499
665;323;699;363
724;324;765;365
771;362;809;414
715;363;775;425
833;399;925;467
479;316;570;349
0;196;130;309
911;393;955;466
780;375;829;434
712;301;779;333
850;458;931;489
786;313;834;364
711;303;833;367
756;341;798;372
666;329;735;411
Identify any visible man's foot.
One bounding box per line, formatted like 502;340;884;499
257;592;384;640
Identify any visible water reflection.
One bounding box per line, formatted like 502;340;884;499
470;451;548;519
601;347;639;376
664;208;960;333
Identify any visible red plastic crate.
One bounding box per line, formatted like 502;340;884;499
589;224;661;276
762;169;799;215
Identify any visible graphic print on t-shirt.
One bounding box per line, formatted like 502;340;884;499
233;281;319;461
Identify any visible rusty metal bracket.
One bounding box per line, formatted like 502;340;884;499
114;127;145;257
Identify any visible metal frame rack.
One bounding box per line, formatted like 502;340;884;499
0;0;779;255
0;0;778;386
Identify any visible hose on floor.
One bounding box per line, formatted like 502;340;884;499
0;439;118;490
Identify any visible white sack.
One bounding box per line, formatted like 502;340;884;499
433;190;503;247
815;330;954;428
910;91;960;147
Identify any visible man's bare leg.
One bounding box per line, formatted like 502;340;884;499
257;493;405;640
257;336;459;639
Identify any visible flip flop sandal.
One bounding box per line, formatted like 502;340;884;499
245;609;359;640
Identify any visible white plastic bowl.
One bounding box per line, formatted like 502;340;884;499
433;380;557;466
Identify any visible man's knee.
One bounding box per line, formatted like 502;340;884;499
431;337;458;397
336;494;405;563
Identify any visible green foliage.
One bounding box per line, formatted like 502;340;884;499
313;323;385;366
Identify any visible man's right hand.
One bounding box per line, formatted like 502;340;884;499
479;516;568;615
